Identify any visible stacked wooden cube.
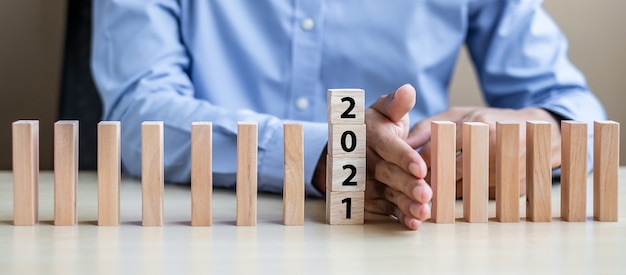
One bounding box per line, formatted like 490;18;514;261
326;89;366;225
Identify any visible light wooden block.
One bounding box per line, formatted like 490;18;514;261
54;120;79;226
462;122;489;223
495;121;520;223
328;124;366;158
12;120;39;226
327;89;365;125
237;122;257;226
326;156;366;192
561;121;587;222
97;121;121;226
593;121;619;222
142;121;164;226
191;122;213;226
283;123;304;226
526;121;552;222
326;191;364;225
431;121;456;224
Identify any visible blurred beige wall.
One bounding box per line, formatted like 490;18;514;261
449;0;626;165
0;1;66;170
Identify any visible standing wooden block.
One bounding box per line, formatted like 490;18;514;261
561;121;587;222
54;120;79;226
283;123;304;226
526;121;552;222
328;124;366;158
327;89;365;125
191;122;213;226
98;121;121;226
431;121;456;223
326;156;366;192
495;121;520;223
12;120;39;226
237;122;257;226
326;191;365;225
462;122;489;223
593;121;619;222
142;121;164;226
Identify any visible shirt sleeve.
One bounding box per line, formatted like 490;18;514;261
465;0;607;171
91;0;327;196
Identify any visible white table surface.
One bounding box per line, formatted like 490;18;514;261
0;170;625;274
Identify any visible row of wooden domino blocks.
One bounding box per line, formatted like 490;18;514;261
430;120;619;223
12;120;306;226
326;89;366;225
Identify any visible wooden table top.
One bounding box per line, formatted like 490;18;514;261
0;170;624;274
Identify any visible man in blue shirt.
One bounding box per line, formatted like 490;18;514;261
92;1;606;230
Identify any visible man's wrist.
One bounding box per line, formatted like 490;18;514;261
312;146;327;194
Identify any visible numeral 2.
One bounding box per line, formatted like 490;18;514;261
340;97;356;119
342;164;357;186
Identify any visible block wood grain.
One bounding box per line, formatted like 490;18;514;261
12;120;39;226
54;120;79;226
191;122;213;226
97;121;121;226
326;191;365;225
326;156;366;192
142;121;164;226
283;123;304;226
462;122;489;223
561;121;587;222
526;121;552;222
495;121;520;223
328;124;366;158
327;89;365;125
431;121;456;224
593;121;619;222
237;122;258;226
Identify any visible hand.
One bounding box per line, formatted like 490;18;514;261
364;84;432;230
407;107;562;199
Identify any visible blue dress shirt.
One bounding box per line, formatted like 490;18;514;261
91;0;606;196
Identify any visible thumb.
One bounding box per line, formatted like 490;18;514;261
370;84;416;123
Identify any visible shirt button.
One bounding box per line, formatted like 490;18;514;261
295;97;309;110
301;18;315;31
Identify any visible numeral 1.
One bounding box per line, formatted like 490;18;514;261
342;197;352;219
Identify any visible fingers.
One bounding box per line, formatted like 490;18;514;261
372;157;432;204
369;84;416;124
365;180;431;230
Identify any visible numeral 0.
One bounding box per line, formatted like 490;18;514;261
340;131;356;152
340;97;356;119
341;198;352;219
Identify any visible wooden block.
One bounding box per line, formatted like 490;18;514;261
462;122;489;223
593;121;619;222
327;89;365;125
561;121;587;222
98;121;121;226
431;121;456;224
283;123;304;226
237;122;257;226
142;121;164;226
191;122;212;226
12;120;39;226
526;121;552;222
54;120;79;226
328;124;366;158
326;191;364;225
326;156;366;192
495;121;520;223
